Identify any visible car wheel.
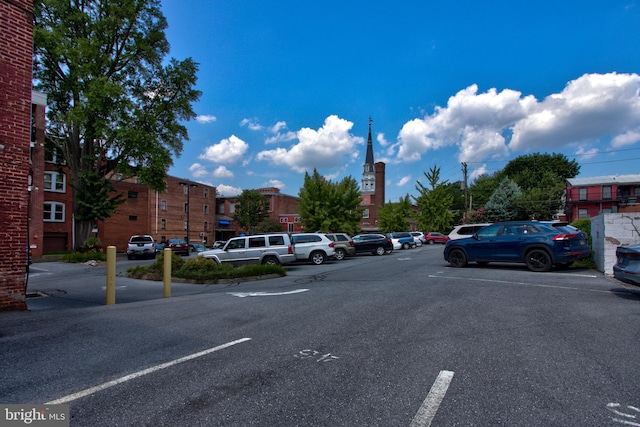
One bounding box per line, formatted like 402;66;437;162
448;248;468;268
428;240;435;245
310;251;326;265
526;249;552;272
262;256;280;266
402;242;411;249
375;245;386;256
334;248;346;261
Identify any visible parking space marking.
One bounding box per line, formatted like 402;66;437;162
428;274;613;294
228;289;309;298
410;370;454;427
45;338;252;404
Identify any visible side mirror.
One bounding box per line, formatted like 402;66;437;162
473;234;480;240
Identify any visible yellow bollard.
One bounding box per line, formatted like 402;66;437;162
163;248;171;298
106;246;116;305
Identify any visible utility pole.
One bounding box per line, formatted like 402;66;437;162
179;181;198;255
462;162;468;223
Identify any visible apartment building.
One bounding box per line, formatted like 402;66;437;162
565;174;640;222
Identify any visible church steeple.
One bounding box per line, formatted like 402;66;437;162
362;117;375;194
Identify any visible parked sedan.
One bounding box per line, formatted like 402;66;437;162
613;245;640;286
352;233;393;255
443;221;591;272
386;232;416;250
166;238;189;256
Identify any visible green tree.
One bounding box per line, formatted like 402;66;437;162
502;152;580;190
468;172;503;211
297;169;363;234
377;195;413;232
234;190;269;234
33;0;201;248
413;166;454;232
484;178;523;222
255;218;285;233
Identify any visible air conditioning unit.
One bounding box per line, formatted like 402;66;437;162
199;232;205;237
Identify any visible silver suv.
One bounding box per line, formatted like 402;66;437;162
127;235;156;260
291;233;336;265
198;233;295;266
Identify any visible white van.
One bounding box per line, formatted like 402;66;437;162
447;223;491;240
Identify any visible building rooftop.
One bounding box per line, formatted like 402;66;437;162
567;174;640;186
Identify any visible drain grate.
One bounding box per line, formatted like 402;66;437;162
26;291;49;299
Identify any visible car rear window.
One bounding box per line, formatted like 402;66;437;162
293;235;321;243
130;236;152;243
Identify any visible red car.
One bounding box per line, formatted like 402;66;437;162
424;232;450;244
167;238;189;256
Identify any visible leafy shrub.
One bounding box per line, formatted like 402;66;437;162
570;218;596;269
61;251;106;263
126;254;286;283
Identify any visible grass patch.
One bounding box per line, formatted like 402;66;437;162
126;252;286;283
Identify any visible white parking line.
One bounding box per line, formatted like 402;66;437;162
45;338;252;404
428;274;613;294
410;370;454;427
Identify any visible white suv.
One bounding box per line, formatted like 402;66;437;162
291;233;335;265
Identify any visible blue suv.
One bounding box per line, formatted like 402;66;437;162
443;221;591;272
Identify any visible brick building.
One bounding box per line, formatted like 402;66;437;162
359;119;385;231
99;177;216;251
1;0;34;310
215;188;302;240
565;174;640;222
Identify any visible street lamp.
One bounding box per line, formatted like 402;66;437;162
179;181;198;255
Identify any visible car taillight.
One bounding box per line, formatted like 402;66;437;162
553;233;576;241
348;241;354;247
386;238;392;243
288;245;293;254
328;242;334;248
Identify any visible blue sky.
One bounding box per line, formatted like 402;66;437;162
161;1;640;201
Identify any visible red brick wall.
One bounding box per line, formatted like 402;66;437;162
29;97;46;259
0;0;33;310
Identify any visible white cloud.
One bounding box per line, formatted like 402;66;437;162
393;72;640;165
256;115;364;173
199;135;249;164
189;163;208;178
377;133;390;147
195;114;217;124
263;179;285;189
216;184;243;197
511;73;640;151
213;165;234;178
469;164;488;180
397;175;412;186
574;146;599;160
240;118;263;131
265;131;297;144
270;121;287;133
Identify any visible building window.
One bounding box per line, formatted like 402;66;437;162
362;209;369;219
229;203;235;214
204;205;209;214
44;143;65;164
129;215;137;221
161;219;166;230
280;217;288;223
184;220;188;230
43;202;65;222
128;191;138;199
161;200;167;211
184;203;189;213
183;185;189;195
44;171;66;192
218;202;225;214
635;187;640;197
204;188;209;198
578;209;589;218
579;188;587;201
204;221;208;231
602;186;612;199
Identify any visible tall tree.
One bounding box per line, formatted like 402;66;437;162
33;0;201;248
233;190;269;234
377;195;413;232
297;169;363;234
502;152;580;189
413;166;454;232
484;177;523;222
